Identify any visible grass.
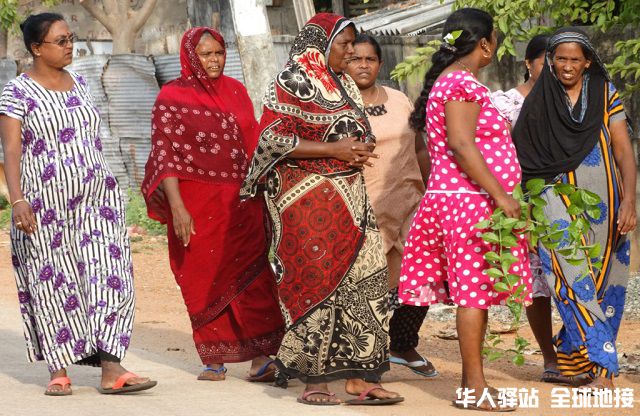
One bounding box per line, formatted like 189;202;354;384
0;189;166;236
125;189;166;236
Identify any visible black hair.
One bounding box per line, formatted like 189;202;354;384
20;13;65;56
523;34;549;81
409;8;494;132
353;33;382;61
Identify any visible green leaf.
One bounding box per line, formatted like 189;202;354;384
526;178;546;195
580;190;602;205
475;219;492;229
531;206;545;222
512;354;525;366
555;183;575;195
484;251;501;262
512;184;524;201
482;232;501;244
502;235;518;248
494;282;510;292
566;257;585;266
568;204;585;216
486;268;504;278
588;243;602;258
505;273;521;286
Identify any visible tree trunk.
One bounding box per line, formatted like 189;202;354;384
79;0;158;55
110;27;139;54
228;0;277;118
0;29;7;59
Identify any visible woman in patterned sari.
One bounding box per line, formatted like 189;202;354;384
513;28;636;391
240;13;402;406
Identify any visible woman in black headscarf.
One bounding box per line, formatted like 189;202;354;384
513;28;636;391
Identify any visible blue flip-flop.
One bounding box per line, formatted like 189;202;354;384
389;355;439;378
197;365;227;381
246;359;277;382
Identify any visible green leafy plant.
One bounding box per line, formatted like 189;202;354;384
449;0;640;94
476;178;602;365
390;39;441;82
125;189;166;236
0;0;63;33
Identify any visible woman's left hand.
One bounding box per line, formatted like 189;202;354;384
617;198;637;234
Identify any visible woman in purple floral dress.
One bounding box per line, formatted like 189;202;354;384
0;13;155;396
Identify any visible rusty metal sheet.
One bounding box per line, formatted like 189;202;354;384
67;55;131;189
352;0;453;36
0;59;18;162
102;54;159;186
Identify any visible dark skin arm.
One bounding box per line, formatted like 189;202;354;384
162;176;195;247
0;115;38;234
288;136;378;168
415;131;430;183
609;119;637;234
445;100;521;218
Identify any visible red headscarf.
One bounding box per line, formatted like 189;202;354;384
142;27;258;223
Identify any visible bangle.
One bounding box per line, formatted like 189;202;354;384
11;199;29;208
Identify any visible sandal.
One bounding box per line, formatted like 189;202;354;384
97;372;157;394
197;365;227;381
389;355;439;378
44;377;72;396
540;369;571;385
246;360;276;382
297;390;340;406
345;384;404;406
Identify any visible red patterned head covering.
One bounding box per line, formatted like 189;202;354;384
142;27;258;223
240;13;373;199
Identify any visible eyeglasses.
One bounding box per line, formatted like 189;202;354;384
41;34;77;48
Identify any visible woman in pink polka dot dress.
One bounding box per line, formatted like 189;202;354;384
401;8;532;410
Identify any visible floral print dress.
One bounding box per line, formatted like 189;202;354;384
0;72;135;372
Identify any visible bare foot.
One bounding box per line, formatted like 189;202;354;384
585;376;614;391
46;369;71;395
198;363;226;381
100;361;152;388
391;348;437;376
300;383;341;404
455;386;516;411
345;378;401;400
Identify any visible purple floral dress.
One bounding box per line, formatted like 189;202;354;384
0;72;134;372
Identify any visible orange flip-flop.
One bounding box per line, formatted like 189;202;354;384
45;376;72;396
98;372;157;394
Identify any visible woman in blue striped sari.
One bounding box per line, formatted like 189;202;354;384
513;28;636;391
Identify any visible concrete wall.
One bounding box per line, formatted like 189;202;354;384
7;0;188;63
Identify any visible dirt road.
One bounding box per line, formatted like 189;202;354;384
0;232;638;415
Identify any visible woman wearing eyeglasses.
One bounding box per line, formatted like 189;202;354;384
0;13;156;396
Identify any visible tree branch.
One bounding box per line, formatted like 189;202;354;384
78;0;115;33
131;0;159;32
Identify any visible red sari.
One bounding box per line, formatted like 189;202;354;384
141;27;284;363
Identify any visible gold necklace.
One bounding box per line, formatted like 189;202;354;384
455;60;473;74
364;85;380;107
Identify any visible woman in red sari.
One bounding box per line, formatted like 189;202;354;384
142;27;284;381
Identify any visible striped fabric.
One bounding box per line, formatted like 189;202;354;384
0;72;135;372
537;82;629;380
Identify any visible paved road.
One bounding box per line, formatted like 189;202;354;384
0;294;368;416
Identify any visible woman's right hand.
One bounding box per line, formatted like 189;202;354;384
495;194;521;219
12;201;37;234
171;204;196;247
331;136;378;168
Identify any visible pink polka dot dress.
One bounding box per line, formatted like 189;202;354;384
398;71;532;309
